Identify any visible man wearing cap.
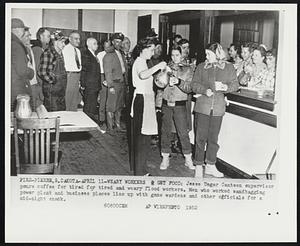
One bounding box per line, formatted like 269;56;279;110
11;18;34;111
32;28;51;82
20;27;46;115
62;31;82;111
121;36;134;125
103;32;128;132
38;31;68;111
97;39;114;131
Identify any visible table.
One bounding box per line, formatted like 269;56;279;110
11;111;100;133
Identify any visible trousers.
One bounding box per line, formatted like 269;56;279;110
106;82;125;113
65;72;81;111
161;103;191;154
99;86;108;122
194;111;223;165
83;88;99;122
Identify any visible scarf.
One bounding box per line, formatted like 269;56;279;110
204;60;226;70
204;43;227;70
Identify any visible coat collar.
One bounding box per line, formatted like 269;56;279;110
88;48;96;57
11;33;25;47
204;60;226;70
48;45;63;57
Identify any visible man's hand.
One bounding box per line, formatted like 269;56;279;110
27;61;33;69
79;86;85;97
215;81;228;91
157;61;167;71
165;65;172;73
220;83;228;91
102;80;108;87
109;87;116;94
206;88;214;97
36;104;48;119
169;76;179;86
97;93;101;103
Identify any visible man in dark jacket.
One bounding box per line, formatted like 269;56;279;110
103;32;128;131
80;38;101;122
21;27;45;115
11;18;34;111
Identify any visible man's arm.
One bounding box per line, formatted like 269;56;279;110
80;52;88;88
12;42;34;80
122;53;129;86
103;54;114;88
176;67;194;93
191;65;208;94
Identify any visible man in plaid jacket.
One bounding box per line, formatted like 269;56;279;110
38;31;68;111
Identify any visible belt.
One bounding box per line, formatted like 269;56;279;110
162;99;187;106
67;71;80;74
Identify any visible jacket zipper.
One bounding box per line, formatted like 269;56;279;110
211;66;216;111
211;93;215;110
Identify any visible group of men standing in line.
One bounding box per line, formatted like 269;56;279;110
10;17;195;164
11;17;134;133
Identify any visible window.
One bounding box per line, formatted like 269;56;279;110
233;17;263;45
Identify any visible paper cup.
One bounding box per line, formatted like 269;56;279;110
215;81;223;90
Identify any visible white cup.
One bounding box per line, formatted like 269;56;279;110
215;81;223;91
257;89;264;98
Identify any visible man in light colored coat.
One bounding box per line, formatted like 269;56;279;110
103;32;128;131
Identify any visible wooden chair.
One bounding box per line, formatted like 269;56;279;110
13;117;61;174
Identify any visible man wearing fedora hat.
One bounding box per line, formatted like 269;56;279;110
103;32;128;132
11;18;35;111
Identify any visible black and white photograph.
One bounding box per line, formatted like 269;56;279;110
5;2;297;243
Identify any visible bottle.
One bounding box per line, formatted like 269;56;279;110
15;94;32;119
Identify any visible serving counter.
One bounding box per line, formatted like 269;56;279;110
217;88;277;179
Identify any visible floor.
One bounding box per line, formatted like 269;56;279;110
11;106;249;178
58;129;197;177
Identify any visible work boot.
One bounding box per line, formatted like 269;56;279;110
160;153;170;170
184;153;195;170
115;110;126;132
205;164;224;178
195;165;204;178
98;121;107;133
106;112;115;131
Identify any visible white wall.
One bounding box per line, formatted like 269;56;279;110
114;10;138;51
82;9;114;33
114;10;128;34
11;8;43;39
220;21;234;49
173;24;190;39
138;10;178;36
126;10;139;49
43;9;78;30
11;8;177;50
262;18;275;50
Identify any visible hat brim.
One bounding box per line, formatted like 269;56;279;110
52;36;68;41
